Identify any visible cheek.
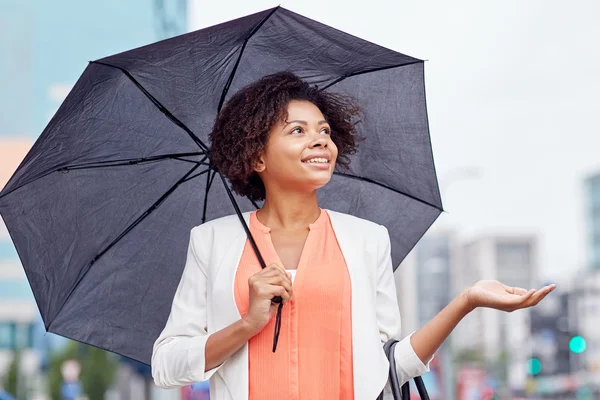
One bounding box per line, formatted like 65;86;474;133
329;140;339;161
266;142;302;168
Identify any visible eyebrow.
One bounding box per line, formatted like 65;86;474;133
283;119;329;127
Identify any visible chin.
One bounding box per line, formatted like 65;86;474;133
309;176;333;190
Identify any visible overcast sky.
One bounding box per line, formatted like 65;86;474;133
189;0;600;282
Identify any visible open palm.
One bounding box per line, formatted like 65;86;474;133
464;280;556;312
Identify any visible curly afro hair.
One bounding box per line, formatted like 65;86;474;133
209;71;361;202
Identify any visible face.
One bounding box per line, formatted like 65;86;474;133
254;100;338;194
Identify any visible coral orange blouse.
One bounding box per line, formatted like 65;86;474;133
234;209;354;399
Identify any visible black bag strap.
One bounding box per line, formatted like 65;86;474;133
378;339;431;400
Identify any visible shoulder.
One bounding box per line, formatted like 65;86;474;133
326;209;387;237
191;212;247;235
189;212;249;250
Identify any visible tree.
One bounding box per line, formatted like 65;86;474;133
3;350;20;398
81;346;117;400
47;340;118;400
47;341;80;400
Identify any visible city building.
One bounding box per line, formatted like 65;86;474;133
1;0;188;398
453;234;538;394
570;269;600;394
584;172;600;271
572;173;600;394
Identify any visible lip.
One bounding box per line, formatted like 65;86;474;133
303;161;330;170
301;152;331;163
301;152;332;171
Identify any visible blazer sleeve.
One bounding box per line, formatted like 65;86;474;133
375;224;433;386
151;225;224;388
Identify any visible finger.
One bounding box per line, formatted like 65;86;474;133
262;275;293;294
512;287;530;296
527;285;557;306
267;263;292;283
256;273;293;294
508;289;536;307
253;266;290;283
257;283;289;301
268;263;285;273
267;284;291;303
500;283;529;296
517;286;553;309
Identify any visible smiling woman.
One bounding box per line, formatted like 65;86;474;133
152;71;436;400
151;69;556;400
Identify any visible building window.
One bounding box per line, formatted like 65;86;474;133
0;322;15;349
0;322;35;349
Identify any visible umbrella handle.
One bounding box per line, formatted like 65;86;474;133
219;172;284;349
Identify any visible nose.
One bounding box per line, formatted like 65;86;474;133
308;134;328;149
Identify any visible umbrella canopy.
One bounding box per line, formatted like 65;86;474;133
0;6;442;364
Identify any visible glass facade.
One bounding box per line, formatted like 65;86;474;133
0;0;188;360
585;173;600;270
0;321;36;349
0;0;187;139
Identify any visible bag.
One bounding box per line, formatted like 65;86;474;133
377;339;430;400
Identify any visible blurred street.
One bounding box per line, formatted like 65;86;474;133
1;0;600;399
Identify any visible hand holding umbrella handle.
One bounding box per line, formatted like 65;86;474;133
271;296;283;303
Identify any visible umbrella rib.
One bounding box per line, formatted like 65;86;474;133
91;60;209;152
201;169;217;223
319;60;423;92
250;199;261;209
46;163;203;331
181;167;211;184
217;6;280;112
56;152;208;172
0;153;208;201
333;171;443;212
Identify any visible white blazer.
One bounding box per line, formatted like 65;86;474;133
152;210;431;399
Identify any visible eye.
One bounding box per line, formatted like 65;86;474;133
291;127;303;134
320;127;331;135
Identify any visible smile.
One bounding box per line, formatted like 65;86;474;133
301;157;330;164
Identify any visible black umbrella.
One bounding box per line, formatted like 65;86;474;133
0;6;442;364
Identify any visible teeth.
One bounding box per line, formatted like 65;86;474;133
303;157;329;163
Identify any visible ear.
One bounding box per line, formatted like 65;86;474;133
254;155;266;173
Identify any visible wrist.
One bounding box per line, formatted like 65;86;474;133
457;290;476;315
240;317;262;338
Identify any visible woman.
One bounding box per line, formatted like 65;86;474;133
151;72;556;399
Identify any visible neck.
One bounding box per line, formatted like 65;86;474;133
257;188;321;231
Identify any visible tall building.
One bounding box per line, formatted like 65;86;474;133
585;172;600;271
454;235;538;393
414;231;456;400
0;1;188;395
576;172;600;392
415;232;454;327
